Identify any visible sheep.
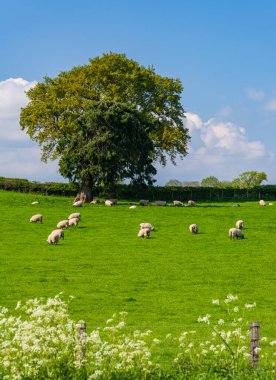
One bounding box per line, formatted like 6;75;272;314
68;213;81;220
187;200;196;206
90;198;100;204
105;200;113;206
229;228;244;240
109;198;118;205
51;229;64;240
68;217;79;227
259;200;266;206
236;220;245;229
139;199;149;206
73;200;83;207
155;200;166;206
47;233;60;245
129;205;137;209
173;200;183;206
137;227;151;238
140;223;154;230
30;214;43;223
189;224;198;234
57;220;69;229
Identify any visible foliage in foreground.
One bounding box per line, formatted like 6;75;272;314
0;295;275;379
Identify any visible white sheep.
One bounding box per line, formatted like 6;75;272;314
30;214;43;223
139;199;149;206
57;220;69;229
47;233;60;245
236;220;245;229
90;198;100;204
51;229;64;240
173;200;183;206
229;228;244;240
73;200;83;207
68;217;79;227
189;224;198;234
155;200;166;206
137;227;151;238
187;200;196;206
140;223;154;230
68;213;81;220
105;200;113;206
259;200;266;206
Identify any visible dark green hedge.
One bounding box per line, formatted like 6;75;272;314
1;177;276;201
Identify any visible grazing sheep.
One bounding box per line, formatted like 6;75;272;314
47;233;60;245
140;223;154;230
105;200;113;206
68;217;79;227
30;214;43;223
259;200;266;206
73;200;83;207
229;228;244;240
90;198;100;204
137;227;151;238
57;220;69;229
189;224;198;234
236;220;245;229
155;200;166;206
68;213;81;220
173;200;183;206
51;229;64;239
187;200;196;206
129;205;137;209
139;199;149;206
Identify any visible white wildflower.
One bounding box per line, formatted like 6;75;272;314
244;302;256;309
270;341;276;346
212;299;220;305
233;306;239;313
218;319;224;325
261;337;267;341
106;318;113;324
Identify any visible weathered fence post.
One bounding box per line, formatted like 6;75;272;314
250;322;260;368
77;320;87;359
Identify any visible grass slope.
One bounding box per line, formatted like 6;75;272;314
0;190;275;341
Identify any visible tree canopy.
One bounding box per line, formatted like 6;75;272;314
231;171;268;188
201;176;220;188
20;52;190;166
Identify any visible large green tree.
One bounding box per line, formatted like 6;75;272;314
20;53;190;197
56;101;156;200
201;176;220;188
231;171;268;189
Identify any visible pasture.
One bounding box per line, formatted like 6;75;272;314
0;189;275;343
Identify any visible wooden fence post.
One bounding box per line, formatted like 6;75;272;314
250;322;260;368
77;320;86;359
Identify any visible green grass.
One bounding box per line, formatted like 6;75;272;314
0;190;275;343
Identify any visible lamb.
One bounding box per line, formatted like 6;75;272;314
229;228;244;240
139;199;149;206
57;220;69;229
173;200;183;206
259;200;266;206
187;200;196;206
189;224;198;234
137;227;151;238
68;217;79;227
51;229;64;240
30;214;43;223
47;233;60;245
68;213;81;220
236;220;245;229
73;200;83;207
140;223;154;230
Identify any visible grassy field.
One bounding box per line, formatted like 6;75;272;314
0;190;275;343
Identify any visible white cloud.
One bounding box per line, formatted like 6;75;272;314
0;78;64;182
245;87;265;101
157;113;271;184
265;99;276;112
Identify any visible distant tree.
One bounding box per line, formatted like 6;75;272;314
165;179;182;187
182;181;200;187
201;176;220;187
218;181;232;188
231;171;267;189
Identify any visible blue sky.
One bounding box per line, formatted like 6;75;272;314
1;0;276;184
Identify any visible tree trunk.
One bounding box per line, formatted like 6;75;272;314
75;178;93;203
